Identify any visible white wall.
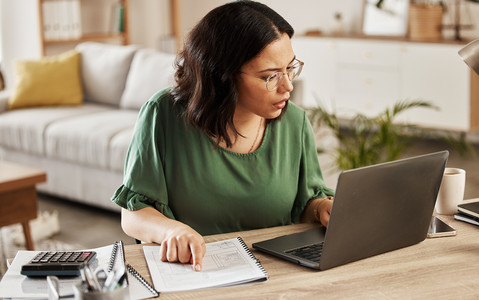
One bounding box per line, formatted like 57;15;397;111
0;0;41;90
177;0;479;41
178;0;364;39
128;0;172;49
0;0;173;90
0;0;478;91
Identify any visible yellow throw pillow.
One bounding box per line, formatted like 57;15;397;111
9;50;83;109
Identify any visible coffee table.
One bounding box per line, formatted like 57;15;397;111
0;161;46;250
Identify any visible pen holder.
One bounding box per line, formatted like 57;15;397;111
73;283;129;300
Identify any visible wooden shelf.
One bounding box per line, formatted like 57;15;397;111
43;33;127;44
301;32;473;46
38;0;130;56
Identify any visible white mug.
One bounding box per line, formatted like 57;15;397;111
435;168;466;215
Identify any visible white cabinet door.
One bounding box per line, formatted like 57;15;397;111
292;37;337;109
334;67;399;118
334;39;401;118
335;39;401;68
293;37;472;132
400;43;470;131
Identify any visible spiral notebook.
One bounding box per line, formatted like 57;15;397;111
109;241;159;299
0;242;159;299
143;237;268;292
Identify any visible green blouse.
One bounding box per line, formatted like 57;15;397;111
112;88;334;235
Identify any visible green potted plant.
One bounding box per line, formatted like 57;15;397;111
307;100;472;170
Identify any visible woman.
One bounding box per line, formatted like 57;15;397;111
112;0;334;272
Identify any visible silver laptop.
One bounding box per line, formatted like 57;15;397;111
252;151;448;270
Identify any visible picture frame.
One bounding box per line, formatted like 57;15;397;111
362;0;409;37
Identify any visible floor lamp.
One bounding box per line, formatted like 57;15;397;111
459;39;479;75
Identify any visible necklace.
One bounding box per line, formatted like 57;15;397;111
248;118;263;153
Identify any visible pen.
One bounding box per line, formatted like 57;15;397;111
83;265;101;291
102;269;116;291
94;267;108;289
46;275;75;299
47;276;59;300
104;265;126;291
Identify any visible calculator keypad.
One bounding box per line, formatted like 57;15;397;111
21;251;96;277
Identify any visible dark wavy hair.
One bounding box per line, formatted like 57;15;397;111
171;0;294;148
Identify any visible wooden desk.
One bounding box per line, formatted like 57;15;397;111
0;161;46;250
125;211;479;299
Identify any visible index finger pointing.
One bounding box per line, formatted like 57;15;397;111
190;241;206;272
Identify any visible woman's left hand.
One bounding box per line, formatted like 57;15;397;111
314;196;334;227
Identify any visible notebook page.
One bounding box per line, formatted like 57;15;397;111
143;237;267;293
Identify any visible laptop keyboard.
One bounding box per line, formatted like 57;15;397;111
285;242;324;263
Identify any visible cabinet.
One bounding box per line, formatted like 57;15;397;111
37;0;129;56
293;36;479;132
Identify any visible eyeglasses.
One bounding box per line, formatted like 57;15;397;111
241;59;304;91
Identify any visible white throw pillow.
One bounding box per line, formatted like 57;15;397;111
76;42;138;106
120;48;176;110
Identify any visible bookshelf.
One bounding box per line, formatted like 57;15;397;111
37;0;129;56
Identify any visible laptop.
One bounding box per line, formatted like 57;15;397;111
252;151;449;270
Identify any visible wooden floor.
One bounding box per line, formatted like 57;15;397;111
37;194;133;248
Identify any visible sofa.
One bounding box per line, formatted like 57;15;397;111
0;42;176;211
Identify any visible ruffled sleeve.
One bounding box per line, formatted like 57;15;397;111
111;89;175;220
291;112;335;223
111;185;175;219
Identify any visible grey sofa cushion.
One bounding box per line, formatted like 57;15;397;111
76;42;137;107
0;104;110;155
109;127;133;172
120;48;176;110
44;110;138;169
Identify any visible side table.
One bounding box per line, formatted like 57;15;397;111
0;161;47;250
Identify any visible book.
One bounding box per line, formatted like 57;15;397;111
41;1;54;40
111;241;159;299
143;237;268;293
41;0;82;41
58;0;70;40
457;199;479;219
50;0;62;40
70;0;82;39
118;3;125;33
0;241;158;299
110;1;124;34
454;212;479;227
108;240;126;272
126;263;159;297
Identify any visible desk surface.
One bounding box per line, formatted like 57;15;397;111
125;212;479;299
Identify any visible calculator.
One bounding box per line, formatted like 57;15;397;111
21;251;97;277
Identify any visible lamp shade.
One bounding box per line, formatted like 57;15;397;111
459;39;479;75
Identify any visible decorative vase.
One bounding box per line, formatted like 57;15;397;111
408;4;444;41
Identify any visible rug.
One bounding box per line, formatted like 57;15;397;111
0;210;83;278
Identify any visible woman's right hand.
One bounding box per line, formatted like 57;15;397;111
159;223;206;271
121;207;206;271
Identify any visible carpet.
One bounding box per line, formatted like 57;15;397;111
0;210;83;278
